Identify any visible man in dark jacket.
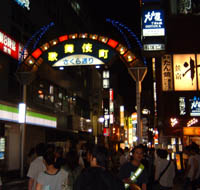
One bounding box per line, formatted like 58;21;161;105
73;144;125;190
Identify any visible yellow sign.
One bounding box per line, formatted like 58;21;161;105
64;44;74;53
48;52;58;61
176;154;182;170
82;43;93;53
99;49;109;59
173;54;197;91
162;54;173;91
197;54;200;90
183;127;200;136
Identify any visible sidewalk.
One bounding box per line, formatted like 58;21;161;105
2;179;28;190
1;170;28;190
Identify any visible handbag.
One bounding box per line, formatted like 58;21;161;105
129;183;141;190
153;161;171;190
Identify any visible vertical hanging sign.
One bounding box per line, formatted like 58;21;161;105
162;54;173;91
196;54;200;90
173;54;197;91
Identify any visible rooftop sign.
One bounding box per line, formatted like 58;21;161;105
142;9;165;37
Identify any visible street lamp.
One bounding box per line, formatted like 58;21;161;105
128;66;147;145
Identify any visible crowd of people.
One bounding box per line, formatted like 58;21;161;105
25;139;200;190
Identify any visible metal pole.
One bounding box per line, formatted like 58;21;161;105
136;72;142;145
20;84;27;178
128;66;147;145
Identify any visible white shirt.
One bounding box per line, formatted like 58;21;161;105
27;156;46;190
155;158;175;187
37;169;68;190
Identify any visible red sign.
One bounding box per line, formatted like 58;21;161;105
103;128;110;136
0;29;24;60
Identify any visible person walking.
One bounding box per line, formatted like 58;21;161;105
36;150;69;190
183;144;199;190
73;144;125;190
154;149;175;190
27;143;46;190
62;150;83;190
119;145;148;190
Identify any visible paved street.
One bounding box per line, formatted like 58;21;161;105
2;178;184;190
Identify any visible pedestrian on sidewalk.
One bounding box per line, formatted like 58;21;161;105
27;143;46;190
119;144;148;190
36;150;69;190
62;149;83;190
154;149;175;190
73;144;124;190
183;144;199;190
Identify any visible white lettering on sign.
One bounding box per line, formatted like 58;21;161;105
52;54;105;67
144;11;162;23
179;97;186;115
0;31;16;52
142;10;165;36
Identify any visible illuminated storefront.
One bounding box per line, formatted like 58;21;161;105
0;29;27;60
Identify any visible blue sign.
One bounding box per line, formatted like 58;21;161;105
142;9;165;37
190;96;200;116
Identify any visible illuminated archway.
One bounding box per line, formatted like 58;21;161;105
18;33;144;72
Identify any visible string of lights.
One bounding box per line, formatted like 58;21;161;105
106;18;147;65
18;22;54;66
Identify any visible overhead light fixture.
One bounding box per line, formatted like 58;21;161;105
59;67;64;70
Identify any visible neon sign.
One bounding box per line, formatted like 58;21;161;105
43;38;115;68
142;10;165;36
0;29;26;60
52;54;104;67
179;97;186;115
190;96;200;116
14;0;30;10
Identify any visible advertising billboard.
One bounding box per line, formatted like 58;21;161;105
162;54;200;91
42;38;116;69
162;54;173;91
183;127;200;136
178;96;200;117
197;54;200;90
173;54;197;91
0;29;26;61
142;9;165;37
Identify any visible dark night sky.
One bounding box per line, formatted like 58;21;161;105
85;0;151;113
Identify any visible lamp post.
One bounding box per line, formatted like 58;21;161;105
16;71;36;178
128;66;147;145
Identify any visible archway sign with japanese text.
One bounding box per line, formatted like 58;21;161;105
18;33;143;72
